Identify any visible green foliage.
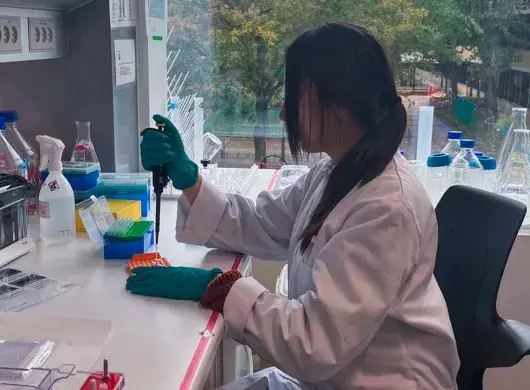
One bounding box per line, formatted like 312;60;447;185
168;0;529;157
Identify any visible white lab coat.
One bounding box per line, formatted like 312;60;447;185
177;155;460;390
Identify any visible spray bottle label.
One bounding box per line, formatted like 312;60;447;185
39;201;51;219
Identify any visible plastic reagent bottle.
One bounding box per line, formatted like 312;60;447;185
448;139;483;189
478;156;497;193
497;107;527;179
0;111;38;182
0;117;23;175
36;135;76;245
440;131;462;158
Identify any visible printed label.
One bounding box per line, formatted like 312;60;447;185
48;180;60;192
39;201;50;219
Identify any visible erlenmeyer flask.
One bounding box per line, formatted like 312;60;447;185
202;132;222;162
496;107;527;180
496;128;530;226
71;121;99;163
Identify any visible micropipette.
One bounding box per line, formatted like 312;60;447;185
152;122;170;258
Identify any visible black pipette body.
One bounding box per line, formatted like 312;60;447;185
153;123;170;248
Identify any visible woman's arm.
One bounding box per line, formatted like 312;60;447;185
176;163;321;260
183;176;202;204
222;201;425;382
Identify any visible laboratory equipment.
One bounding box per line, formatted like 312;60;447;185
97;173;151;217
200;165;260;195
42;162;100;191
440;131;462;158
0;364;75;390
496;127;530;225
63;162;100;190
416;106;434;162
274;165;310;190
200;132;222;174
478;156;497;193
103;218;154;259
73;187;98;203
448;139;483;189
0;340;54;372
0;111;38;183
496;107;528;179
36;135;76;245
425;153;451;205
152;121;170;256
0;174;37;266
75;198;140;232
0;111;40;215
77;196;115;249
0;118;23;175
128;253;170;274
71;122;99;163
79;359;125;390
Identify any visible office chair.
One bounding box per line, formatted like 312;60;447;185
434;185;530;390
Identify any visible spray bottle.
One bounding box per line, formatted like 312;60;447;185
36;135;76;245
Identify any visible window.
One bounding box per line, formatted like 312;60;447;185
167;0;530;166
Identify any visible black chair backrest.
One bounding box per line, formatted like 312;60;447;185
434;185;526;363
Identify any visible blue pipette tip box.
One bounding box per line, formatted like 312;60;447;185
41;162;101;191
97;173;151;217
103;219;154;260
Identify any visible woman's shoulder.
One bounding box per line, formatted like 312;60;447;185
360;155;435;233
327;155;435;239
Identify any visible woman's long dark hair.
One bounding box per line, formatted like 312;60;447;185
284;22;407;252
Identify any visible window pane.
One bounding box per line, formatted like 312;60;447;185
167;0;530;166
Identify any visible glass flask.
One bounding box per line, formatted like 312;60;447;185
71;121;99;163
496;128;530;226
496;107;527;180
0;111;38;182
200;132;223;176
0;111;39;214
202;132;222;163
0;118;23;175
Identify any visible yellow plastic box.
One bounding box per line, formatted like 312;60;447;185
75;199;142;232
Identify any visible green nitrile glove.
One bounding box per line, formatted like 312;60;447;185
126;266;222;301
140;114;199;190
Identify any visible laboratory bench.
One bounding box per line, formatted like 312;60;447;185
1;169;277;390
3;165;530;389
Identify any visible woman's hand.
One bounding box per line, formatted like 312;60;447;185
140;114;199;190
126;266;222;301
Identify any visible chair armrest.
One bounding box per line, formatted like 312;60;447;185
477;319;530;368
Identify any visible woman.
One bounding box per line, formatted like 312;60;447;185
130;22;460;389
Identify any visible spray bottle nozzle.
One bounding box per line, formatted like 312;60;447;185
36;135;65;172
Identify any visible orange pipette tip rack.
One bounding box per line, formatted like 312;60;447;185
127;252;170;274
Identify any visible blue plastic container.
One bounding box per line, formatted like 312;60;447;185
64;170;99;191
41;162;100;191
97;189;150;217
103;224;154;260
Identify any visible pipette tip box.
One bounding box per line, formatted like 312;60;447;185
97;173;151;217
103;219;154;260
41;162;101;191
75;199;141;232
